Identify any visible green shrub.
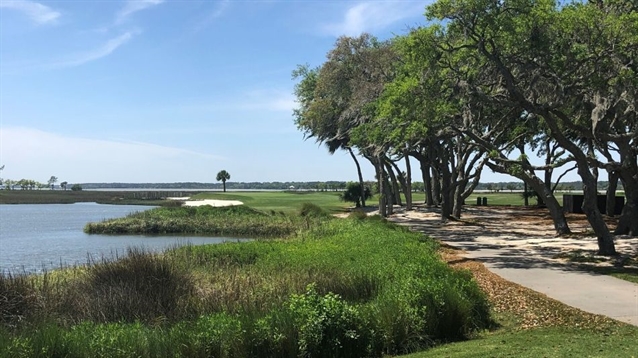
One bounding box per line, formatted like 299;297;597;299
339;182;372;207
299;202;327;218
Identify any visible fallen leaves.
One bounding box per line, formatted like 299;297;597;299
440;246;620;331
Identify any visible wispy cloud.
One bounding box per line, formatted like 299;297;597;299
191;0;230;33
322;1;429;37
0;127;225;182
243;89;297;112
181;89;297;113
49;32;137;68
116;0;163;24
0;0;60;24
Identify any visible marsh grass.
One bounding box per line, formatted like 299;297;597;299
84;204;301;237
1;207;492;357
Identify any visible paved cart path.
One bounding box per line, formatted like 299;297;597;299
390;206;638;326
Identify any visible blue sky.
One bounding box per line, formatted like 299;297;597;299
0;0;534;184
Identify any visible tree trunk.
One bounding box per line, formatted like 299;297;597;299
452;185;464;219
432;167;441;206
389;160;410;208
527;175;571;235
615;178;638;236
581;174;616;255
485;161;571;235
348;147;366;207
404;152;413;211
439;160;453;221
384;161;402;206
415;154;434;206
614;141;638;236
423;165;434;206
606;170;619;217
376;157;387;217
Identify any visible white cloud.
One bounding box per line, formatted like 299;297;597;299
116;0;163;24
191;0;230;33
0;0;60;24
0;127;226;182
243;89;297;112
180;89;297;114
322;1;429;37
50;32;137;68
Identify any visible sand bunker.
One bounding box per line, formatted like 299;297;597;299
167;197;243;207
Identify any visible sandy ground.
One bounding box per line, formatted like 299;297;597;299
166;197;243;207
389;205;638;263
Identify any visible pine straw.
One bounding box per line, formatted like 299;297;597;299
438;245;620;331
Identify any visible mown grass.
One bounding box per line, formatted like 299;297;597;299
405;323;638;357
191;191;350;214
0;208;492;357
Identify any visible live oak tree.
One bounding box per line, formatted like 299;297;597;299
294;35;396;211
427;0;638;254
293;0;636;255
48;176;58;190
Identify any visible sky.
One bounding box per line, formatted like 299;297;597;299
0;0;547;184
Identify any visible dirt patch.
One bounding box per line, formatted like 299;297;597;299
390;205;638;269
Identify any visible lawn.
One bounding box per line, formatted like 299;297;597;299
406;324;638;357
191;190;350;214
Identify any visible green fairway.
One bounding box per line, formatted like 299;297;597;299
465;192;528;206
404;324;638;357
191;191;350;214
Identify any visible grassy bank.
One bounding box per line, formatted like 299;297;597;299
84;204;306;238
0;209;491;357
0;190;189;205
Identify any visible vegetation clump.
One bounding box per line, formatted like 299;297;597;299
84;205;299;238
1;213;491;357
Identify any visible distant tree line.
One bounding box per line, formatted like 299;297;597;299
80;181;354;191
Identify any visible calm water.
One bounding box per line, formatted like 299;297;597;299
0;203;249;274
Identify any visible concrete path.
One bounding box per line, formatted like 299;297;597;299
448;244;638;326
390;207;638;327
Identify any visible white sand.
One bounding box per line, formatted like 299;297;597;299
183;199;243;207
166;197;243;207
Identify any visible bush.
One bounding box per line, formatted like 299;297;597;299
340;182;372;207
71;184;82;191
299;202;327;218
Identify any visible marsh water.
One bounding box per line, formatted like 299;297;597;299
0;203;248;274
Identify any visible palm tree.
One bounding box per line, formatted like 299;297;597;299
216;170;231;192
